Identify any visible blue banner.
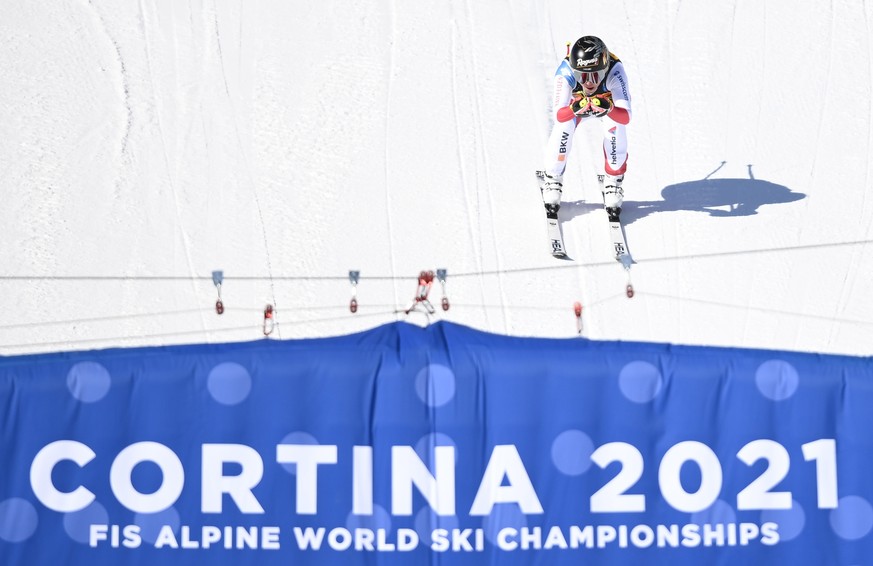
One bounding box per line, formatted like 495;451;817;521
1;321;872;565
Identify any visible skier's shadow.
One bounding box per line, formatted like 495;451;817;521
563;163;806;225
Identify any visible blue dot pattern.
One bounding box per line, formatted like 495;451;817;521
551;429;594;476
755;360;799;401
414;364;456;407
66;362;111;403
618;361;663;403
207;362;252;405
0;498;38;543
830;496;873;540
63;502;108;544
761;500;806;542
1;320;872;563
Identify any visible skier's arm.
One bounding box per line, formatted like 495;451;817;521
608;106;630;125
551;61;575;122
603;63;632;125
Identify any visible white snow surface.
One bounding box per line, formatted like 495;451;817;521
1;1;872;357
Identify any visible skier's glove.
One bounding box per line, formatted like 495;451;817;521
570;92;614;118
570;95;592;116
591;92;614;117
587;93;614;117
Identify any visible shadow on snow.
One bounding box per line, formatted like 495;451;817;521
562;162;806;226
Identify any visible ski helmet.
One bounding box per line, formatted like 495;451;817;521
569;36;609;75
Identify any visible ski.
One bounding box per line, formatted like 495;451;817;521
545;207;568;258
536;171;569;259
608;218;635;298
599;175;635;298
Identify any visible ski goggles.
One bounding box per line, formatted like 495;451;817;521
574;69;603;85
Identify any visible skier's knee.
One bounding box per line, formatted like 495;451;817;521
605;160;627;176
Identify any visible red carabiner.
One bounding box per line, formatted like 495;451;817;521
263;304;275;336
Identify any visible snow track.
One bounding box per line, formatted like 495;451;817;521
1;0;872;356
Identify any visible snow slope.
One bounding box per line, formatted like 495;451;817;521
1;0;872;357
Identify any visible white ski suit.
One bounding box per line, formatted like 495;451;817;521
543;54;632;179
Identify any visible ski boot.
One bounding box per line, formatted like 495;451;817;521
539;172;563;216
602;174;624;222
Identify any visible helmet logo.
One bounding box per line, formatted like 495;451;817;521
577;57;599;67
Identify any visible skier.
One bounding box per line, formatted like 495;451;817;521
540;36;632;220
